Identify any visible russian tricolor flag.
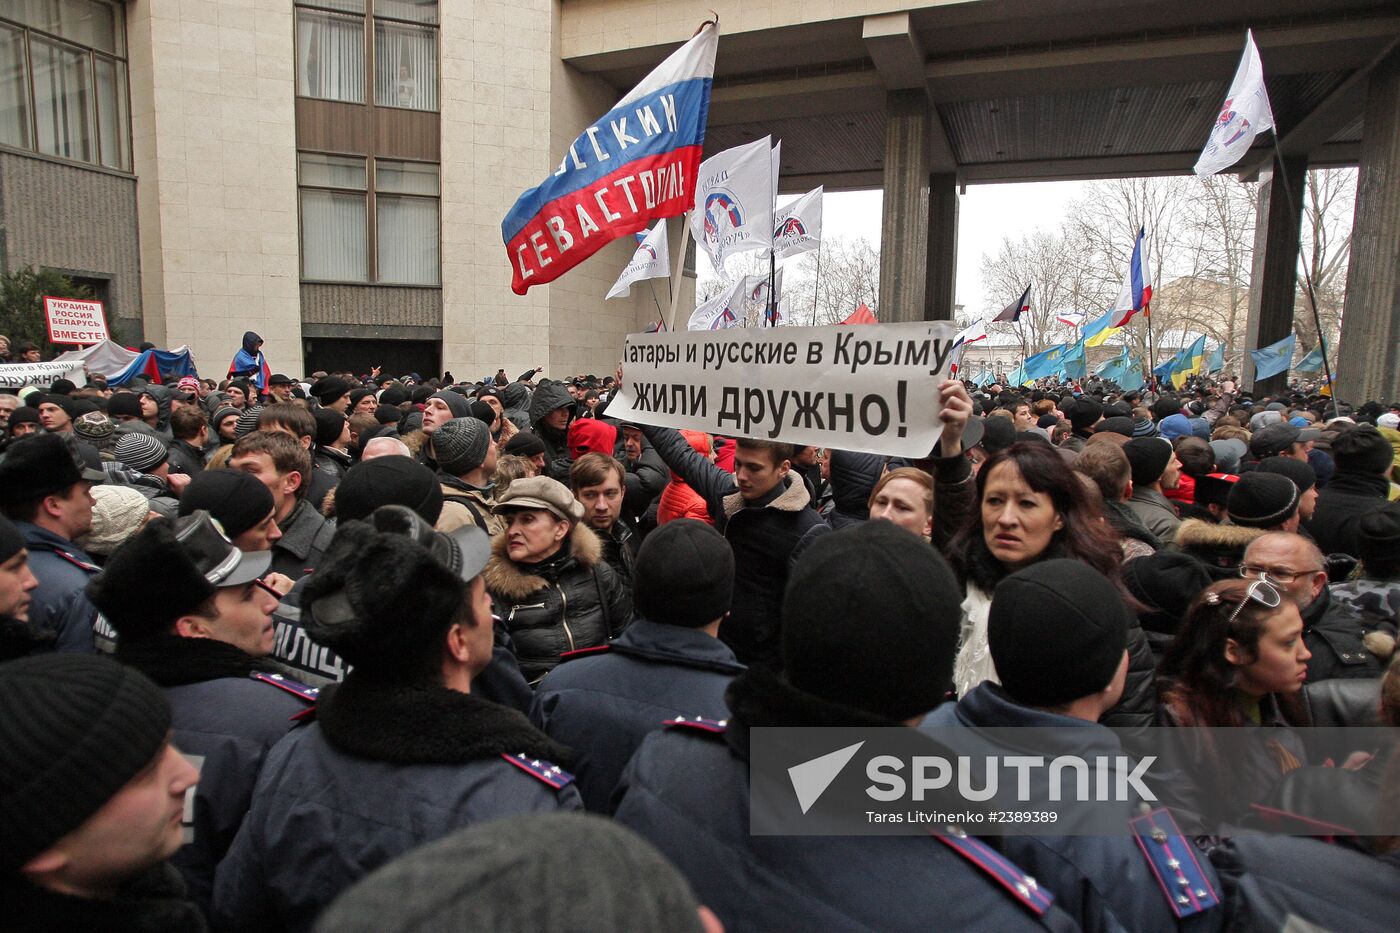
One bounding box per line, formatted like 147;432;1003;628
1109;227;1152;327
502;24;718;295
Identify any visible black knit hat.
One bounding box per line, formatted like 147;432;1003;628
1226;472;1299;529
348;388;374;410
1122;436;1173;486
87;511;272;640
7;406;40;432
429;391;472;420
106;392;144;419
0;654;170;871
503;431;547;458
1152;396;1182;420
311;376;352;406
634;519;734;628
37;393;77;420
989;559;1130;706
1356;509;1400;567
0;514;25;564
433;417;491;476
1122;551;1214;635
1095;415;1135;437
1331;424;1394;476
379;387;409;407
781;522;962;720
1065;398;1103;432
1254;456;1317;493
314;408;348;448
302;521;465;671
977;416;1016;454
374;403;402;425
335;457;444;524
178;469;276;538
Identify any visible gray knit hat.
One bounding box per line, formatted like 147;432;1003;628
314;813;704;933
112;432;169;473
235;405;264;439
73;410;115;444
432;416;490;476
0;654;171;871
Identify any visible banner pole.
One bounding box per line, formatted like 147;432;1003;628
667;215;692;333
811;244;823;326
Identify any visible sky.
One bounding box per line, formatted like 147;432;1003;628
702;181;1094;320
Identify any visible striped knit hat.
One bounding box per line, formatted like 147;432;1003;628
113;431;169;473
0;654;170;870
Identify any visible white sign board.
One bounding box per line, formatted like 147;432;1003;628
0;361;86;389
44;296;109;345
610;321;959;458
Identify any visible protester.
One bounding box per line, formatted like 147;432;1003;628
485;476;631;683
527;380;576;480
655;430;715;525
432;415;503;534
1122;436;1183;541
0;654;204;932
1307;424;1400;557
178;469;283;554
569;452;636;592
1156;577;1311;824
213;510;580;931
531;519;741;811
229;431;334;577
1329;510;1400;641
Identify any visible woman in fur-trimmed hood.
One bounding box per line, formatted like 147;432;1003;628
485;475;631;684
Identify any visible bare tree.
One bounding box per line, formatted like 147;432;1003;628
979;228;1103;360
1294;168;1354;354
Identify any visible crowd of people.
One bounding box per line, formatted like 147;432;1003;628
0;336;1398;931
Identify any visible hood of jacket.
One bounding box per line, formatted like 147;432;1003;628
528;381;574;430
482;520;603;601
828;449;884;516
501;381;530;411
241;331;262;355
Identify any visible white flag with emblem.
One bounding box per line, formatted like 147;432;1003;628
773;186;823;260
688;277;745;331
1194;30;1275;176
690;136;775;272
606;222;670;299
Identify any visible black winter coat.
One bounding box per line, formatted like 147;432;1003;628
484;523;631;684
212;676;581;933
640;424;830;669
1301;587;1384;683
1;864;206;933
613;668;1080;932
530;619;743;811
528;381;575;481
1305;471;1400;557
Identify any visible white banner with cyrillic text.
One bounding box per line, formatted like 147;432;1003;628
611;322;959;457
0;361;86;389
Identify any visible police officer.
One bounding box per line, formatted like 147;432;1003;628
531;519;744;810
0;433;105;653
86;511;309;917
924;560;1222;932
613;522;1079;931
213;507;581;933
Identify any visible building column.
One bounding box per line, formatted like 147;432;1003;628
1243;154;1307;395
878;90;929;323
925;172;958;320
1337;45;1400;403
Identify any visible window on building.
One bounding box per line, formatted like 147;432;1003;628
295;0;437;112
299;152;439;285
0;0;130;170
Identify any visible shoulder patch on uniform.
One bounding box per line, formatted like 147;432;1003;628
53;550;100;573
662;716;728;735
501;752;575;789
250;671;319;704
936;828;1054;917
1129;808;1220;919
558;644;611;661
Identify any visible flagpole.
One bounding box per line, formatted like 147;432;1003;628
1266;136;1342;419
811;244;823;326
767;249;777;327
666;214;692;333
647;279;665;324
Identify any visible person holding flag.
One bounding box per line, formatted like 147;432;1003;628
228;331;270;392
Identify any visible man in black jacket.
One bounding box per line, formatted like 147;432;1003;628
1306;424;1400;557
531;519;743;810
528;380;576;481
0;654;204;932
86;511;308;916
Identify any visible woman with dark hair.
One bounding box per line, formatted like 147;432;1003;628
1156;577;1312;825
947;443;1141;712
